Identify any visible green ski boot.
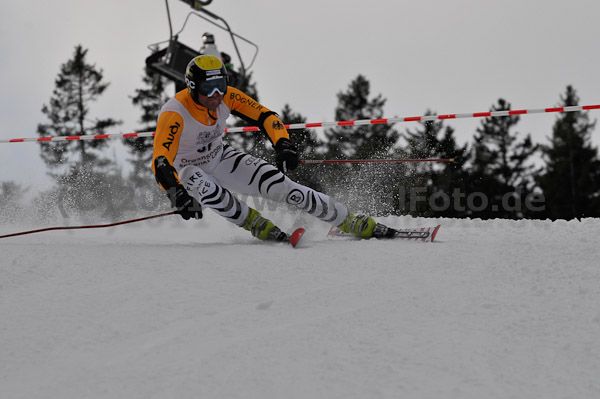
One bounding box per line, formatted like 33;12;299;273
241;208;288;242
338;213;377;238
338;213;396;239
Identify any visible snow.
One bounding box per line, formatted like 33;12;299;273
2;211;600;399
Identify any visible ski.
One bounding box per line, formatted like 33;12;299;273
289;227;306;248
327;225;440;243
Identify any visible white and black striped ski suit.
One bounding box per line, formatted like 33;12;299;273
179;145;349;227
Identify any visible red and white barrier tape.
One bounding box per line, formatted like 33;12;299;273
2;104;598;144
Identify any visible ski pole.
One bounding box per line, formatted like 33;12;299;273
0;211;175;240
2;104;598;143
301;158;454;164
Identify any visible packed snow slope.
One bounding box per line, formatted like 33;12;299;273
2;211;600;399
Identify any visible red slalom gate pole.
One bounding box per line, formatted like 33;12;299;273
301;158;455;164
0;211;175;240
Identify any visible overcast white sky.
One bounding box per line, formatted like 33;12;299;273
1;0;599;192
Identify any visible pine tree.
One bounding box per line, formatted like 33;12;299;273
404;114;470;217
127;66;171;187
435;127;472;216
324;75;399;160
37;45;122;218
537;86;600;219
323;75;401;215
469;99;538;219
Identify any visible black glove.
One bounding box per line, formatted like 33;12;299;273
168;185;203;220
274;138;299;173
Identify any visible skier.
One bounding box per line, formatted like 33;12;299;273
152;54;395;242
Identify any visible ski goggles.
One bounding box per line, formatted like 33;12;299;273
198;77;227;97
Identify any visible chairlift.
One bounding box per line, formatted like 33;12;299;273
146;0;259;92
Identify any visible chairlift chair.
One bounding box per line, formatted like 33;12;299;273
146;0;259;93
